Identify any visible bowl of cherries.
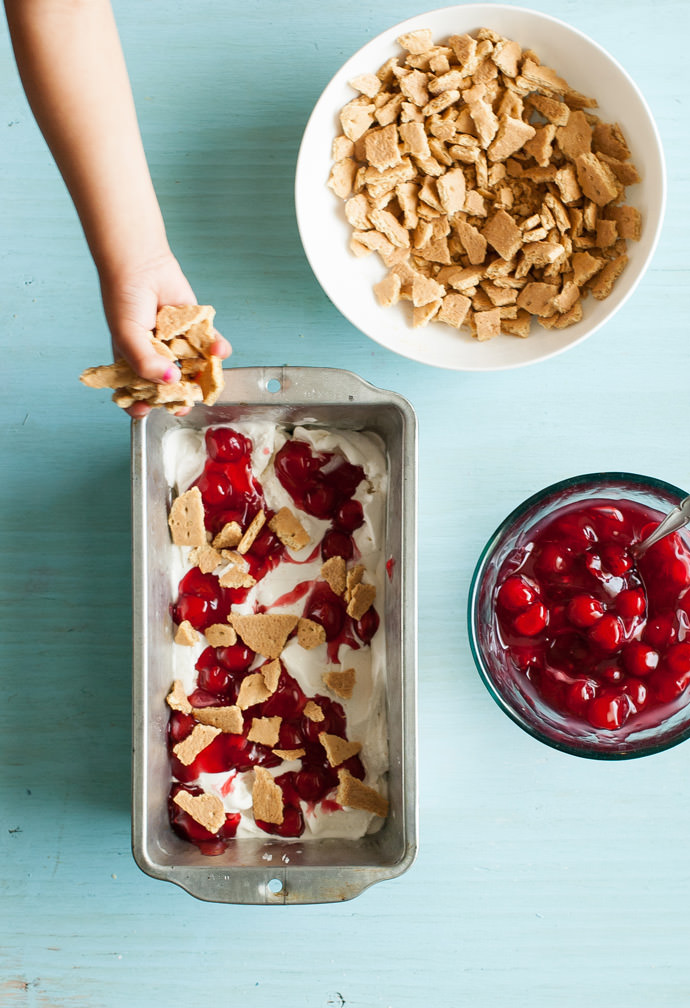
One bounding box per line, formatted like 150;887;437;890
468;473;690;758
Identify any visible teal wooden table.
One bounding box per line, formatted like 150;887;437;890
2;1;690;1005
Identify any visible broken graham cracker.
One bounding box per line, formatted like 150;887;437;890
192;704;244;734
168;486;207;547
237;510;266;554
79;304;226;412
166;680;192;714
273;748;306;761
304;700;325;723
204;623;237;647
321;555;347;597
319;732;362;767
212;521;243;549
323;667;356;700
236;660;281;710
173;790;225;834
247;715;282;747
173;724;221;766
268;507;310;551
297;617;327;650
218;552;256;589
174;620;199;647
346;581;376;621
330;29;641;342
252;767;284;825
336;768;389;818
229;612;299;659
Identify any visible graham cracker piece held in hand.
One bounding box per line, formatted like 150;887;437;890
79;304;226;412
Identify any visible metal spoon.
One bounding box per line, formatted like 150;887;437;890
633;494;690;557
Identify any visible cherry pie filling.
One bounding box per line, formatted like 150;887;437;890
494;499;690;733
167;427;378;850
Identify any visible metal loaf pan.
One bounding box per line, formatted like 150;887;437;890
131;366;417;904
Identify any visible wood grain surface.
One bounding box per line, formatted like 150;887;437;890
2;1;689;1005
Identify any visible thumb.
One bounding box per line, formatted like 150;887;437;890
116;321;181;384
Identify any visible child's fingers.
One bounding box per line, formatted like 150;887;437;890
211;330;232;359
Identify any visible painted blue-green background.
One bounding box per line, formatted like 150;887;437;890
2;1;689;1004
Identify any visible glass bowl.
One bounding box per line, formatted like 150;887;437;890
468;473;690;758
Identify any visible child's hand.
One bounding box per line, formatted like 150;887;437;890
100;252;232;417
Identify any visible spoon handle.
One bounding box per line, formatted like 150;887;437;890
634;494;690;556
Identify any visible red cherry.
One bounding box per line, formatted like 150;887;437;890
321;529;354;561
205;427;250;463
355;606;380;645
567;594;605;628
303;483;336;519
566;678;597;716
513;602;548;637
622;678;648;710
536;543;572;577
497;575;536;613
601;544;633;576
643;613;677;650
591;506;631;543
599;661;624;684
622;641;659;678
334;498;364;533
174;593;211;630
553;514;597;549
666;642;690;679
588;614;624;653
616;589;646;620
217;641;255;673
588;691;632;730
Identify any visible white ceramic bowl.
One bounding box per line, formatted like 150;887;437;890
295;5;665;372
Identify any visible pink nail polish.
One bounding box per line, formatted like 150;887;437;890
162;365;177;383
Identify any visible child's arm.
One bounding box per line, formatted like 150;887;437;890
5;0;229;414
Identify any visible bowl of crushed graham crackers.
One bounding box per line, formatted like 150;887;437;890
295;4;665;371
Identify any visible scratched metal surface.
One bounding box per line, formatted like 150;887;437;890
2;1;690;1005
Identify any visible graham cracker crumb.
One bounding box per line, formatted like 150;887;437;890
273;748;306;761
173;724;221;766
268;507;310;551
345;564;365;602
323;667;356;700
319;732;362;767
168;486;207;547
204;623;237;647
173;789;225;834
321;556;347;596
248;715;282;747
236;671;272;710
218;551;256;589
297;618;327;650
237;510;266;554
195;544;223;574
261;658;281;695
192;704;244;734
337;768;389;818
346;581;376;621
304;700;325;723
212;522;243;549
174;620;199;647
229;612;299;659
166;680;192;714
252;767;284;825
